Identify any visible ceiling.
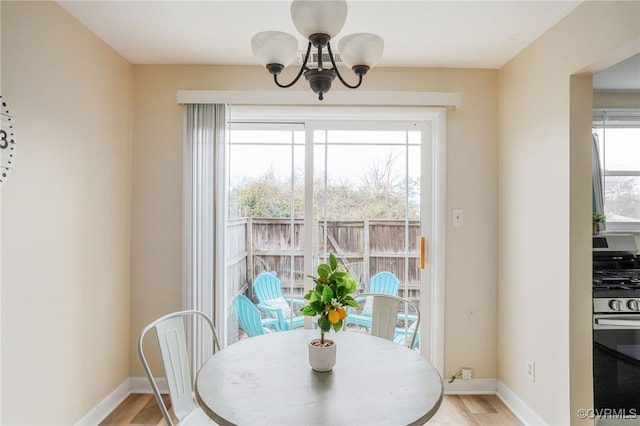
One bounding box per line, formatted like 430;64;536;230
56;0;638;89
593;53;640;91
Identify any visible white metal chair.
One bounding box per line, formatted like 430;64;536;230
347;271;401;329
137;310;220;425
351;293;421;349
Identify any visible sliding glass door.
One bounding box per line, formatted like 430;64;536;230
225;122;305;343
310;123;422;301
223;107;436;361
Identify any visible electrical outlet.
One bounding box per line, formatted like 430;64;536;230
461;367;472;380
527;361;535;382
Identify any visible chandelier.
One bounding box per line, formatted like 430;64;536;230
251;0;384;101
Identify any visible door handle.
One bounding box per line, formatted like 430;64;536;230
420;236;426;269
595;318;640;328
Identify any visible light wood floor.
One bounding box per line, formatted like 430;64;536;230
99;393;523;426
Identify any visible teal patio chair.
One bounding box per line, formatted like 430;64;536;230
233;294;280;337
347;271;401;329
252;272;305;331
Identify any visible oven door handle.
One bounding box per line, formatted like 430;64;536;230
595;318;640;328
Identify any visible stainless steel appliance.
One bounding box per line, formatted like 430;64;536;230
592;234;640;414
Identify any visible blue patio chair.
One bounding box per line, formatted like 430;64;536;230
233;294;280;337
252;272;305;331
347;271;400;329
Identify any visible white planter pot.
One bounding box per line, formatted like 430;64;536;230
308;338;337;372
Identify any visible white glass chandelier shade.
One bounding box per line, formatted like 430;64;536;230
338;33;384;68
251;31;299;67
290;0;348;39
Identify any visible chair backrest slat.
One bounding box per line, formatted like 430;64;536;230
137;310;220;426
356;293;421;349
370;296;400;341
155;316;194;419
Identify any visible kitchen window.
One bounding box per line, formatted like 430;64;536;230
593;109;640;233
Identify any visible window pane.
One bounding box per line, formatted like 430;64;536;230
313;128;421;344
226;125;304;343
594;124;640;226
604;175;640;221
602;128;640;172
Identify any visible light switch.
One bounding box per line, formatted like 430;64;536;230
453;209;463;227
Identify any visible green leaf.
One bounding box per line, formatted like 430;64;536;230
332;270;347;279
322;285;334;304
329;253;338;271
342;296;360;308
317;264;330;279
308;291;320;302
301;305;317;316
332;319;343;332
318;315;331;333
310;300;325;312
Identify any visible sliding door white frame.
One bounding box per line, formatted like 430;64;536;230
226;106;446;374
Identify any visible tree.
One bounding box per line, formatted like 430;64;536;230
230;154;419;220
605;176;640;220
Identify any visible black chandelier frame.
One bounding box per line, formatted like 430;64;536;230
265;33;370;100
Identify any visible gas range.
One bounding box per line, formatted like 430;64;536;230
592;234;640;414
592;235;640;313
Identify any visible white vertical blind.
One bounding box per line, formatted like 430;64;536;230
182;103;226;378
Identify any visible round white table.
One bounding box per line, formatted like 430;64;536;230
195;329;443;426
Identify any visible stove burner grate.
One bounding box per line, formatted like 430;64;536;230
593;269;640;296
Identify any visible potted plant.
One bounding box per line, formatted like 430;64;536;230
301;253;360;371
592;212;606;235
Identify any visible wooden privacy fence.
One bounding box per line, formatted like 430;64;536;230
226;218;421;300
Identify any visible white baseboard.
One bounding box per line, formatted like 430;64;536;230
74;377;169;426
74;379;130;426
129;376;169;394
496;380;547;426
444;377;498;394
444;378;546;425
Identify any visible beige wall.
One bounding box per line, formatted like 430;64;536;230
1;2;133;424
130;65;499;379
498;1;640;424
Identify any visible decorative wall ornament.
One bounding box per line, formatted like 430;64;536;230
0;95;16;184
